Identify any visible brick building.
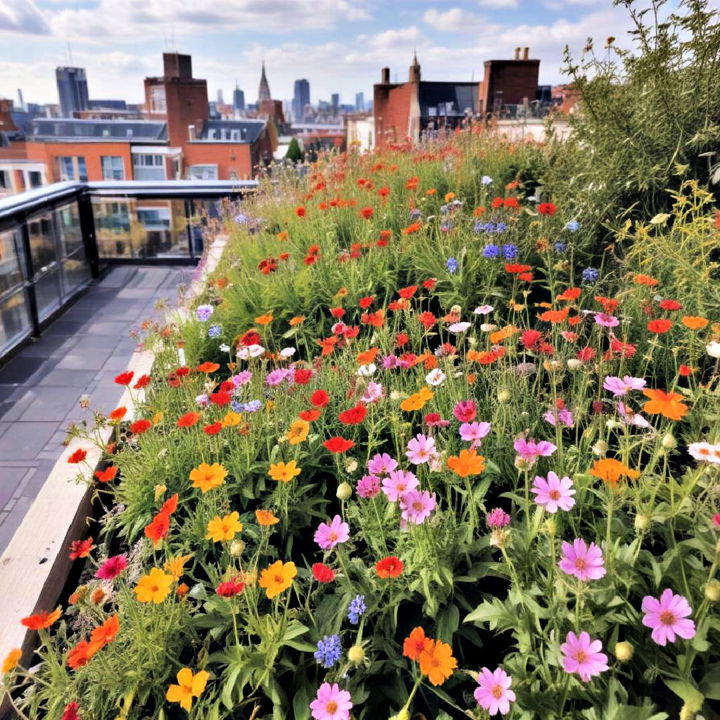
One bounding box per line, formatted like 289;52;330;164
0;52;274;195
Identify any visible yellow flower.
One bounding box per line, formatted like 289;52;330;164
154;484;167;501
268;460;301;483
259;560;297;599
164;554;192;579
400;387;433;412
153;411;164;425
222;411;243;427
256;509;280;526
206;511;243;542
134;568;174;604
189;462;228;493
2;648;21;674
166;668;209;711
287;419;310;445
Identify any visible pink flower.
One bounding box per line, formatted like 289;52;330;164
513;436;557;462
561;631;608;682
459;421;492;447
474;667;516;716
617;401;651;429
594;313;619;327
314;515;350;550
382;469;419;502
486;508;511;528
602;375;646;397
453;400;477;422
310;682;353;720
360;381;384;404
531;472;575;513
399;489;436;525
543;407;574;427
94;554;128;580
424;412;450;428
641;589;696;646
559;539;606;581
357;475;381;499
405;434;437;465
367;452;398;476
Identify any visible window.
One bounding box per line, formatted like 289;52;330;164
77;157;88;182
101;156;125;181
0;170;9;189
28;171;42;188
151;86;167;113
57;157;87;182
132;154;165;181
188;164;218;180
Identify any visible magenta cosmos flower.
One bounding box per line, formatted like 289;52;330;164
356;474;381;499
594;313;619;327
474;667;516;716
460;421;492;447
602;375;646;397
531;472;575;513
561;631;608;682
310;682;352;720
641;589;696;646
559;539;606;581
399;489;436;525
381;469;419;502
95;554;128;580
405;433;438;465
367;452;398;476
513;437;557;462
314;515;350;551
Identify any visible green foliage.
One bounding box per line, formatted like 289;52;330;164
286;138;304;163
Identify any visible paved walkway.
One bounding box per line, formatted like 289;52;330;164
0;266;190;552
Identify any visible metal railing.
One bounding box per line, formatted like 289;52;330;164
0;179;257;362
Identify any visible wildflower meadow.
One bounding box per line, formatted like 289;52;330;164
3;11;720;717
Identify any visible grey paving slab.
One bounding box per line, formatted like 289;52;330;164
36;369;94;388
0;422;59;460
0;467;29;509
20;387;84;422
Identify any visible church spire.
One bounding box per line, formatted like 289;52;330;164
258;61;272;104
409;51;421;83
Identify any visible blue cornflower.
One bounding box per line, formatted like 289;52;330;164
446;257;459;273
495;222;507;233
480;221;496;232
410;208;422;219
196;304;213;322
502;244;518;260
565;220;580;232
347;595;367;625
554;242;567;253
208;324;222;338
234;213;248;224
231;400;244;413
481;175;493;185
242;400;262;413
314;634;342;668
483;243;500;259
582;267;600;285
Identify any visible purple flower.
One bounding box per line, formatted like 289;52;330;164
594;313;619;327
265;368;291;386
196;304;213;322
513;437;557;462
314;515;350;550
531;472;575;513
559;539;606;581
405;434;437;465
603;375;647;397
474;667;516;715
232;370;252;387
543;407;574;427
641;589;696;646
561;631;608;682
486;508;511;528
367;452;398;476
399;489;436;525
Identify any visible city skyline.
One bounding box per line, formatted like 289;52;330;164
0;0;677;106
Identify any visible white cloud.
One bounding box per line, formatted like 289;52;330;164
423;8;487;32
0;0;51;34
478;0;518;8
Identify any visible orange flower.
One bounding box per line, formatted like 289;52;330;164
107;406;127;422
403;627;432;661
681;316;708;330
400;387;433;412
177;412;201;428
94;465;118;483
589;458;640;487
357;347;379;365
256;509;280;526
538;307;569;323
196;361;220;374
255;314;273;325
642;389;689;421
2;649;21;674
418;639;457;686
144;511;170;547
289;315;305;326
489;325;518;344
21;608;62;630
67;640;98;670
634;273;658;287
447;449;485;478
189;462;228;492
89;614;119;648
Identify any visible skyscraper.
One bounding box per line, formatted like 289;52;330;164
293;79;310;121
217;89;224;105
331;93;339;113
56;67;89;117
233;83;245;111
258;62;272;104
355;92;364;111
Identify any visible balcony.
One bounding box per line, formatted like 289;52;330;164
0;179;256;362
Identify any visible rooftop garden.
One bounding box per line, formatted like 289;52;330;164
2;2;720;719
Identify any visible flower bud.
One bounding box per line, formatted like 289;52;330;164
348;645;365;663
542;517;557;536
79;394;91;409
344;459;358;473
634;514;650;531
705;579;720;602
661;433;677;449
605;419;620;430
566;358;582;370
450;304;462;315
497;389;511;403
230;540;245;557
592;440;608;457
614;641;634;662
154;484;167;501
336;482;353;501
389;710;411;720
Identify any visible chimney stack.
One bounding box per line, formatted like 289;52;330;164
381;67;390;84
523;47;529;60
514;47;521;60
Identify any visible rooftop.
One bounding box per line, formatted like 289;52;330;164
29;118;168;142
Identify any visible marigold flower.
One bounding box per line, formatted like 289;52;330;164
21;608;62;630
134;568;174;604
256;509;280;526
681;316;708;330
166;668;209;711
287;419;310;444
189;462;228;492
419;639;457;686
2;648;21;674
400;387;433;412
206;511;243;542
403;627;431;660
268;460;301;483
589;458;640;487
447;448;485;478
642;388;689;421
259;560;297;599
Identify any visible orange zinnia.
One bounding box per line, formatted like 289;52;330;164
589;458;640;487
642;389;689;421
21;608;62;630
447;449;485;478
681;316;708;330
403;627;432;661
255;314;273;325
418;639;457;686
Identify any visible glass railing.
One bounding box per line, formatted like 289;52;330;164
0;179;256;360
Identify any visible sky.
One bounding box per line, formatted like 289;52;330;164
0;0;702;107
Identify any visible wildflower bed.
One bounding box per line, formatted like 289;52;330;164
2;131;720;720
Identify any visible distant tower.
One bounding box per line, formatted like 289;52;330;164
56;66;89;116
331;93;339;113
355;91;364;111
409;52;421;83
217;88;224;105
258;62;272;104
233;82;245;111
16;89;24;111
293;78;310;121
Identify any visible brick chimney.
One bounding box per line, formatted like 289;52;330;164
514;47;521;60
163;52;193;79
381;67;390;84
523;47;529;60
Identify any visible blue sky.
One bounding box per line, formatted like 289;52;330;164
0;0;692;106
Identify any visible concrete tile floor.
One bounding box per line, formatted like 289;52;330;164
0;266;190;554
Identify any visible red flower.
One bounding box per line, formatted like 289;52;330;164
518;272;533;283
557;287;581;302
423;278;437;290
360;207;374;219
338;404;367;425
160;494;179;516
505;263;532;274
323;437;355;453
196;361;220;374
310;390;330;408
679;365;694;376
69;537;94;560
295;206;306;217
239;330;261;347
133;374;151;389
114;371;134;386
144;512;170;547
312;562;335;583
61;702;81;720
21;608;62;630
216;579;245;597
576;347;596;362
537;202;557;215
330;307;346;318
177;412;201;428
94;466;118;484
176;367;190;377
418;311;436;330
504;196;520;209
294;368;313;385
398;285;418;300
68;448;87;464
376;556;404;579
659;299;682;311
396;332;410;347
713;514;720;527
210;390;231;406
521;330;542;349
299;409;321;421
130;419;152;435
358;296;375;309
647;318;673;334
203;422;223;435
